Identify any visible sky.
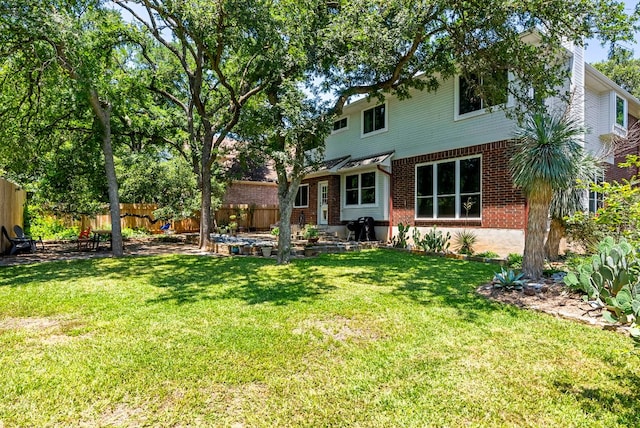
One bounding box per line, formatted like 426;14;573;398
584;0;639;64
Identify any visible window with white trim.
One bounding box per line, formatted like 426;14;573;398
345;171;376;205
589;172;604;213
294;184;309;208
332;117;348;133
615;94;627;129
457;71;508;116
362;104;386;136
416;156;481;219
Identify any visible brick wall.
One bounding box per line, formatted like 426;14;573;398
223;181;278;206
392;140;527;230
606;114;639;183
293;175;341;226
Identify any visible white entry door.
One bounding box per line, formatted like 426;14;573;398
318;181;329;225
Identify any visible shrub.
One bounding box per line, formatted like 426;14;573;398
564;237;640;342
506;253;523;269
28;215;78;240
454;230;477;255
476;250;499;259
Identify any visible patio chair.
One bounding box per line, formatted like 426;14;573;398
77;227;93;250
1;225;34;256
160;222;171;234
13;225;42;251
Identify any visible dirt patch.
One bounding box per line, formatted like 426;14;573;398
476;281;630;334
293;316;383;342
0;316;62;330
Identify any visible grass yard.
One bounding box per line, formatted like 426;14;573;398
0;249;639;427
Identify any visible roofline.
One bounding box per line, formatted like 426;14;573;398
585;63;640;112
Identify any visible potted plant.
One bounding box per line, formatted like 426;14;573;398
261;245;273;257
303;224;319;243
228;215;238;236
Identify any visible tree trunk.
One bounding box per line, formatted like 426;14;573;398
522;183;552;280
199;155;213;250
275;176;302;264
545;217;565;261
88;92;123;256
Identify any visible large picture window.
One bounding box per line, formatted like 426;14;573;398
458;71;508;116
362;104;386;135
345;171;376;205
294;184;309;208
416;156;481;219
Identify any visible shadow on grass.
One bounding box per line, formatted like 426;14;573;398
0;249;511;317
294;249;518;322
554;374;640;425
145;256;337;306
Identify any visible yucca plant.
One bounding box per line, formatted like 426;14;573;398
510;110;586;279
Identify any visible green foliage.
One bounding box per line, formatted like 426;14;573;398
271;227;279;237
120;228;151;239
493;268;526;290
564;237;640;342
28;214;79;240
506;253;523;269
593;49;640;98
566;155;640;251
564;210;609;253
475;250;500;259
415;226;451;253
454;229;477;255
303;224;319;239
392;222;410;248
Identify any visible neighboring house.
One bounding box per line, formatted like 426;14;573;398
294;44;640;255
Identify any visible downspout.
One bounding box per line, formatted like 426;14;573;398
377;165;393;241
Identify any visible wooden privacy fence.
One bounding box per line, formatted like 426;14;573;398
65;203;279;233
0;178;27;254
215;204;280;230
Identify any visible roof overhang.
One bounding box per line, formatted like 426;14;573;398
337;151;394;174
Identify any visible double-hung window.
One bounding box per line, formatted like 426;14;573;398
457;71;508;117
589;173;604;213
416;156;481;219
345;171;376;205
362;104;387;136
294;184;309;208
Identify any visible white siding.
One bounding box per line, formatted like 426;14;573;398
326;79;515;161
340;168;390;221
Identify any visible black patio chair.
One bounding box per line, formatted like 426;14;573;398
13;225;42;251
1;225;34;256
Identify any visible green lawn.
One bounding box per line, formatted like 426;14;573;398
0;249;638;427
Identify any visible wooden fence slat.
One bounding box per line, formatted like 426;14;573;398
0;178;27;254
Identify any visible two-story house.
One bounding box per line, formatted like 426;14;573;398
292;43;640;255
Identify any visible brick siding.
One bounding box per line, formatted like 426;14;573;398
293;175;341;226
392;140;527;230
223;181;279;206
606;114;640;183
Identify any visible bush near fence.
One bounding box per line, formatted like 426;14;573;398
0;178;27;254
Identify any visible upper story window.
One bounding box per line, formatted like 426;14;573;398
332;117;348;133
457;70;508;117
362;104;387;137
345;171;376;205
615;94;627;129
415;156;481;219
294;184;309;208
